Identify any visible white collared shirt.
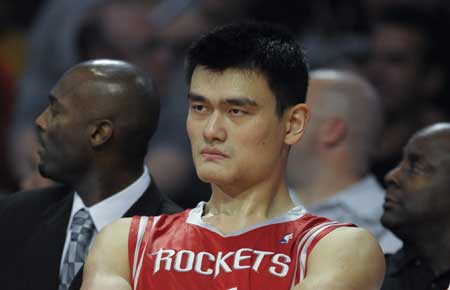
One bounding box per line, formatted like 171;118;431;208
289;175;402;254
59;166;151;273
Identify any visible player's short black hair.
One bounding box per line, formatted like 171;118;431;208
185;21;309;117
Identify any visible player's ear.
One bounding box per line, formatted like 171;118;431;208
89;119;113;148
284;103;309;145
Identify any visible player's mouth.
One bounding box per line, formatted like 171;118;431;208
200;148;229;161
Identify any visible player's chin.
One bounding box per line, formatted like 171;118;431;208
196;165;229;184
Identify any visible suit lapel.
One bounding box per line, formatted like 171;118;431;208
124;179;163;216
20;192;73;290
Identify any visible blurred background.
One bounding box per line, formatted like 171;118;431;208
1;0;450;208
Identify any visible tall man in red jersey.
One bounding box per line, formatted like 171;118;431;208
81;22;385;290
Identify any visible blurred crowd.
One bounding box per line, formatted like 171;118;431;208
1;0;450;208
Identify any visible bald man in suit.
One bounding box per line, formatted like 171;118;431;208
0;59;181;290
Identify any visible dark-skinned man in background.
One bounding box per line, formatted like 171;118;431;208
381;123;450;290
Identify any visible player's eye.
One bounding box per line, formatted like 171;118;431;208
229;108;246;116
191;104;207;113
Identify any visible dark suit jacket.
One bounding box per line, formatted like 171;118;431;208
0;181;181;290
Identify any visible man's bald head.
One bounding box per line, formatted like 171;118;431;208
413;123;450;161
308;69;381;130
288;69;382;185
61;60;157;117
308;69;382;158
62;59;159;159
36;59;159;183
415;122;450;138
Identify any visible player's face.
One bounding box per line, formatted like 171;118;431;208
35;72;92;183
187;67;288;188
382;132;450;234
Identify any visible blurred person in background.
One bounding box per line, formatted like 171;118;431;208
299;0;371;72
381;123;450;290
287;69;401;253
9;126;55;191
0;0;34;192
366;3;450;182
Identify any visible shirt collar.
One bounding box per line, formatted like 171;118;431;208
313;174;384;218
70;166;151;232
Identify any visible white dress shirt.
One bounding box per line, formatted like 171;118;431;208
290;174;402;253
59;166;151;273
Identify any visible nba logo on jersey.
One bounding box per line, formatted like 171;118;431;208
280;233;293;244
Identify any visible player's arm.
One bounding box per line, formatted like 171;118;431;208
293;227;386;290
80;218;132;290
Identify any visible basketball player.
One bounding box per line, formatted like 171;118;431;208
80;22;385;290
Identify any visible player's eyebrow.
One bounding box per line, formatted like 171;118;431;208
187;93;207;102
224;98;258;107
188;93;258;107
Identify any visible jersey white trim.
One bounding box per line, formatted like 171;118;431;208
134;216;160;290
290;221;339;288
132;216;149;279
186;201;307;237
299;223;341;281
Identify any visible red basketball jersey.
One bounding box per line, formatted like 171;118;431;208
128;202;353;290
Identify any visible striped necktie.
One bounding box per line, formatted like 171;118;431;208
58;208;95;290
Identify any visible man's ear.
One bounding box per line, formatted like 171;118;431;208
89;119;113;147
319;117;347;147
285;103;310;145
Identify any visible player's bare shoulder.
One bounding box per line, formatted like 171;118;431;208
81;218;133;290
297;226;385;290
93;218;132;250
325;226;382;249
313;226;385;271
103;217;133;238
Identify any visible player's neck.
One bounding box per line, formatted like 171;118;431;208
203;179;295;234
